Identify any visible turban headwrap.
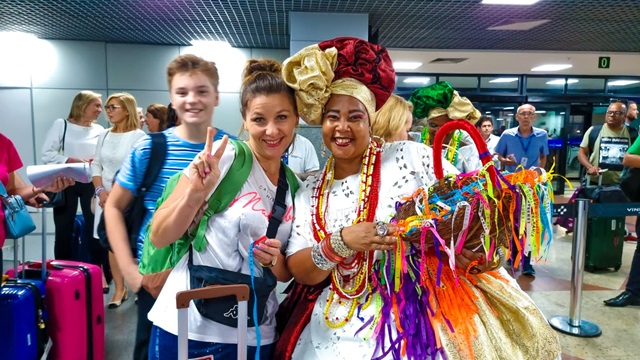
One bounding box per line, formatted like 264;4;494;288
409;81;481;124
282;37;396;125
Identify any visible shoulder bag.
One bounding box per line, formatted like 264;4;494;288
0;182;37;239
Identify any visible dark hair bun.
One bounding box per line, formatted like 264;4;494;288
243;59;282;84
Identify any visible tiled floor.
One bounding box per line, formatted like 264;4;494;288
518;190;640;360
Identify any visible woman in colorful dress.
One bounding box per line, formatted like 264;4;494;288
277;37;561;360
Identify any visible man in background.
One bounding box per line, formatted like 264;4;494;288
495;104;549;276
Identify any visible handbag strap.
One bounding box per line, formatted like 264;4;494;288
0;181;8;198
266;163;289;239
61;119;67;154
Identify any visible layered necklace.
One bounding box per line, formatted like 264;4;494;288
310;140;382;328
423;129;462;165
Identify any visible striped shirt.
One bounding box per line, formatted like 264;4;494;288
115;126;234;259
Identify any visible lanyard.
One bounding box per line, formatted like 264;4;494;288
517;134;533;154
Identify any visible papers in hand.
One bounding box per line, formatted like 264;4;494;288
27;163;92;188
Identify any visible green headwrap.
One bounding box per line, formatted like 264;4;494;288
409;81;454;120
409;81;481;124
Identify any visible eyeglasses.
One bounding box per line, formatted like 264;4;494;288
104;105;122;112
605;110;625;116
517;111;535;117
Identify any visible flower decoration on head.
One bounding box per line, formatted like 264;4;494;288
282;37;396;125
409;81;481;124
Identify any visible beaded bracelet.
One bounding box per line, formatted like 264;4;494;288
330;229;356;258
311;242;337;271
321;236;345;264
94;186;105;198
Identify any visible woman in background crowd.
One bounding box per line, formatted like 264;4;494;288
410;81;483;173
145;104;169;133
371;94;414;142
92;92;145;306
42;90;104;261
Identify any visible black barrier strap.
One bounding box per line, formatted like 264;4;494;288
552;201;640;218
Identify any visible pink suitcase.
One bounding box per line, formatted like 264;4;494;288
10;260;105;360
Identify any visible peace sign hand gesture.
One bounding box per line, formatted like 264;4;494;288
188;127;228;198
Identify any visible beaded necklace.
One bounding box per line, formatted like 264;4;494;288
310;140;382;326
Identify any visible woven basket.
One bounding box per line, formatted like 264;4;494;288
395;120;512;251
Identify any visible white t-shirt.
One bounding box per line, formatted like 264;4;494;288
286;134;319;174
286;141;458;360
147;141;295;346
42;118;104;164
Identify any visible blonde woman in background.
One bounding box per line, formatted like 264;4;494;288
92;93;146;307
371;94;414;142
42;90;105;262
145;104;169;133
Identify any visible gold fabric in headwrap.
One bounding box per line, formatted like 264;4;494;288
329;78;376;121
429;90;482;124
282;44;337;125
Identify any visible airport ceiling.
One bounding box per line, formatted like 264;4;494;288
2;0;640;52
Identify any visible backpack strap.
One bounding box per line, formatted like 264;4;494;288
587;124;603;157
191;139;253;252
140;133;167;194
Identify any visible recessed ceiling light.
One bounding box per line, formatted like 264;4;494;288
546;79;579;85
394;62;422;70
490;78;519;83
503;106;514;110
608;80;640;86
403;77;431;84
482;0;539;4
560;112;566;114
485;111;492;114
535;110;546;114
531;64;573;71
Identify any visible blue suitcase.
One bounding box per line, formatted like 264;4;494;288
0;278;47;360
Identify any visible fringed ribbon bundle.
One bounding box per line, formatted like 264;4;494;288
364;120;556;359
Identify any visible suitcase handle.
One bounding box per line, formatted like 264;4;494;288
176;284;250;309
176;284;250;360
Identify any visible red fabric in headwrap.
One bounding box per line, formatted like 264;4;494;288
318;37;396;111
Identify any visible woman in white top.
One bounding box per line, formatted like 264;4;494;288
42;91;104;262
92;92;145;307
147;59;299;360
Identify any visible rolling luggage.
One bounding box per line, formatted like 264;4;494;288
0;276;47;360
581;176;628;272
16;260;106;360
176;284;249;360
1;233;48;360
6;207;105;360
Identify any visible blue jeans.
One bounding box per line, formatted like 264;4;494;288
148;325;274;360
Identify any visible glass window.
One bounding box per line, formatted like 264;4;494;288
476;103;519;133
567;78;605;94
607;79;640;95
480;76;519;92
438;76;478;92
526;77;565;94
